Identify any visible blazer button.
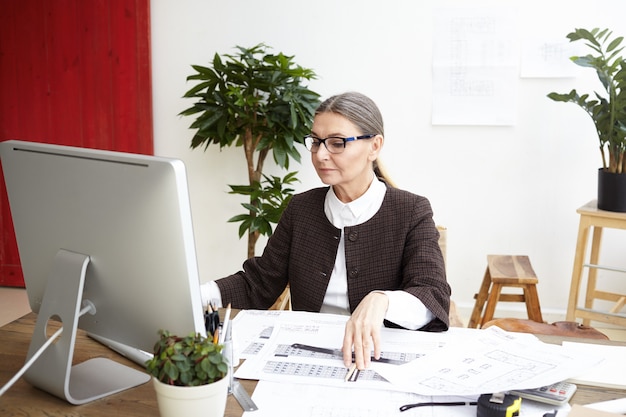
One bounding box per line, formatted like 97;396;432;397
349;269;358;278
348;232;358;241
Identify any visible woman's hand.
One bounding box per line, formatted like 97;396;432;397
342;291;389;370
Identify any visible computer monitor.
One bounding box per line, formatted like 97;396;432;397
0;140;207;404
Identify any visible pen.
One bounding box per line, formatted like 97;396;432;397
204;304;212;333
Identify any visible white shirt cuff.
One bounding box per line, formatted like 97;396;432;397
381;290;434;330
200;280;223;308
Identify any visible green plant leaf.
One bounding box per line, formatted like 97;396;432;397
180;44;320;254
548;28;626;174
163;360;179;381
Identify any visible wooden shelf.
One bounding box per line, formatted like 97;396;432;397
566;200;626;327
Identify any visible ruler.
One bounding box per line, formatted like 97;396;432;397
290;343;410;364
231;379;258;412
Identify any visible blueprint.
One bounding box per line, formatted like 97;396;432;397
233;310;445;391
232;310;601;396
375;326;600;395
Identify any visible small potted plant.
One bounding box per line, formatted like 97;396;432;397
145;330;229;417
547;27;626;212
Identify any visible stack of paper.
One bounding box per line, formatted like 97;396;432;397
563;342;626;390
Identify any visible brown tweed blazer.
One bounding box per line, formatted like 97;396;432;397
216;186;451;331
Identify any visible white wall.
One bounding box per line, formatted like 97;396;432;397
150;0;626;319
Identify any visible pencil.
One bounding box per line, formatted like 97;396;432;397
344;363;356;382
219;303;232;344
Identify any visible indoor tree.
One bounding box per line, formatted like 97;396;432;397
548;28;626;174
180;44;320;257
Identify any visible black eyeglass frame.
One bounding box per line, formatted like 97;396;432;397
303;134;376;153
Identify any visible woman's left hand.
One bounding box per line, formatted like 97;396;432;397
342;291;389;370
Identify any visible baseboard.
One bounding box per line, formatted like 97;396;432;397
454;302;626;330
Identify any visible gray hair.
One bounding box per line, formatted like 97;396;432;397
315;92;384;137
316;92;396;187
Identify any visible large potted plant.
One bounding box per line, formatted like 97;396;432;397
180;44;320;257
548;28;626;212
145;330;229;417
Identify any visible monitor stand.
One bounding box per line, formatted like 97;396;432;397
24;249;150;404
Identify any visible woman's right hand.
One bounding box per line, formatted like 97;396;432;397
341;291;388;370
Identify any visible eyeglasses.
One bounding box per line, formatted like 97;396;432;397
304;134;376;154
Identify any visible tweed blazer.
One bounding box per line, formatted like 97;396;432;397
216;186;451;331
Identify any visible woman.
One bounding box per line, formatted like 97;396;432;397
201;91;450;370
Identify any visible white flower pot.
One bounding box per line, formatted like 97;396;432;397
152;374;229;417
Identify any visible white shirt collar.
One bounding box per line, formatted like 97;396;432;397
324;174;387;228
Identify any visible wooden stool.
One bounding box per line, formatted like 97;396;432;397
468;255;544;328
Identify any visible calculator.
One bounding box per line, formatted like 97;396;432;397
509;382;577;405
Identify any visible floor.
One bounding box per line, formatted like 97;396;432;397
1;287;625;341
0;287;30;327
598;326;626;342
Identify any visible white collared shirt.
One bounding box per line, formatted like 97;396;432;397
321;175;434;330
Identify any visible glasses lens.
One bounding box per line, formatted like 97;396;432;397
325;138;346;153
304;136;320;152
304;136;347;153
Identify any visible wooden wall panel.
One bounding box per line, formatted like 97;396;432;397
0;0;153;287
79;0;115;150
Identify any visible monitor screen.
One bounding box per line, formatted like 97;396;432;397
0;140;206;353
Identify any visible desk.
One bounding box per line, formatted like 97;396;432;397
0;313;253;417
1;313;625;416
566;200;626;327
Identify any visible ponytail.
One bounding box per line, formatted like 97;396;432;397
374;159;397;188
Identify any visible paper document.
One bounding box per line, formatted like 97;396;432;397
568;404;624;417
563;342;626;390
375;326;600;396
242;380;570;417
232;310;600;396
232;309;283;359
583;398;626;414
234;310;439;391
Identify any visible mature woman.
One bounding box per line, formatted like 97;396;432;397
201;91;450;369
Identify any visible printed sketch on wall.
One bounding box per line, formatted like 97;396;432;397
432;7;518;126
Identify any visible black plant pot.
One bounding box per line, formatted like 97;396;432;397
598;168;626;212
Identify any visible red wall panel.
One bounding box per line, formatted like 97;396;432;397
0;0;153;287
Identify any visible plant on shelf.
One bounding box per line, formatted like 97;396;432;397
145;329;228;387
547;28;626;175
180;43;320;257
